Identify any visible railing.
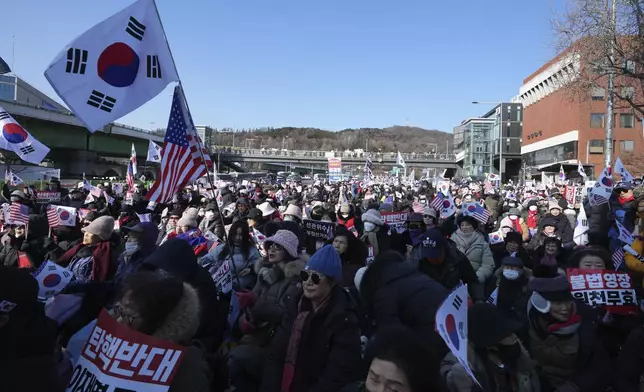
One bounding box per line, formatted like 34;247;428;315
211;146;455;161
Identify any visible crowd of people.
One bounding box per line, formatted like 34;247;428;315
2;175;644;392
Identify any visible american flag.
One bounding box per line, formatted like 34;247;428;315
612;248;625;270
8;203;29;225
147;85;211;203
430;193;444;211
46;205;60;227
126;161;135;190
484;180;493;193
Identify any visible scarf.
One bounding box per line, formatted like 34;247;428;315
527;211;539;229
281;295;331;392
619;194;635;205
511;218;523;234
57;241;115;281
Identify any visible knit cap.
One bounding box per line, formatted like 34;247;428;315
501;256;523;268
177;215;198;228
264;230;299;258
361;209;384;226
82;215;115;241
528;264;571;302
305;245;342;282
548;200;562;211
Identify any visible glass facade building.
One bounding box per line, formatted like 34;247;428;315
0;74;16;101
453;118;495;178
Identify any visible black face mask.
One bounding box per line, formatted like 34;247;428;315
495;342;521;365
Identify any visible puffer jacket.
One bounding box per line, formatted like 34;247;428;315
450;230;495;284
442;344;540;392
251;258;306;325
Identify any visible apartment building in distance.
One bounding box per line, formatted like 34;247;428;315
518;48;642;178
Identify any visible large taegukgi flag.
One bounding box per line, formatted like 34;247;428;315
44;0;179;132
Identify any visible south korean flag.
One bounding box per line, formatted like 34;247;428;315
147;139;162;163
44;0;179;132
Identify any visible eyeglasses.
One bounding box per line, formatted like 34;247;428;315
112;303;139;325
423;215;433;219
300;270;325;285
269;243;284;251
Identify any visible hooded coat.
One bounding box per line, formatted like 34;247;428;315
450;230;495;284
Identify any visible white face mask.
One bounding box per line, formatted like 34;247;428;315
503;269;521;280
529;205;538;212
509;215;518;220
124;241;139;253
205;211;215;220
364;222;376;232
198;210;205;217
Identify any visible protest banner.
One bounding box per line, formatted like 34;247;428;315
37;191;61;203
67;309;186;392
211;259;233;295
380;211;408;233
303;219;334;240
566;268;638;315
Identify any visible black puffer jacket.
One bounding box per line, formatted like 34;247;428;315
359;251;449;366
0;214;50;269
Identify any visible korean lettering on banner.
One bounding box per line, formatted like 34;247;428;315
564;186;576;206
566;268;638;315
211;259;233;295
37;191;61;203
303;220;334;240
67;309;186;392
380;211;409;233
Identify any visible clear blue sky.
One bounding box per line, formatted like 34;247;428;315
1;0;564;133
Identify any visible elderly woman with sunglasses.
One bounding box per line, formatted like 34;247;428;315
261;244;362;392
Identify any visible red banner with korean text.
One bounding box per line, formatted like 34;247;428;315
66;309;186;392
566;268;639;315
564;186;577;206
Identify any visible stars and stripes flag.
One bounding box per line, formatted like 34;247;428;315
8;203;29;225
462;202;491;225
130;143;138;176
46;205;60;227
613;247;625;270
430;193;444;211
146;85;211;203
43;0;179;132
126;160;135;190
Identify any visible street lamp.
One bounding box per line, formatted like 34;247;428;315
472;101;504;181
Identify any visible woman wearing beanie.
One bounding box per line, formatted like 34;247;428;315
494;256;532;343
229;229;306;391
261;244;361;392
360;208;394;257
492;231;531;269
442;303;540;392
57;215;118;283
499;208;529;242
451;215;495;291
526;265;612;392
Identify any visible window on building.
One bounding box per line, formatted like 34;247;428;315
589;139;604;154
621;86;635;99
590;113;605;128
620;113;635;128
620;140;635;152
591;86;606;100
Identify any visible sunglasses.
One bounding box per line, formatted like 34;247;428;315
423;215;433;219
300;270;325;285
408;223;423;230
269;243;284;251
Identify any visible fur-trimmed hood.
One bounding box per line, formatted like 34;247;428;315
254;257;306;286
152;282;201;345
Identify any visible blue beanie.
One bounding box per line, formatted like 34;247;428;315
305;245;343;283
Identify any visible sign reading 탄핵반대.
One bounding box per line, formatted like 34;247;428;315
566;268;639;315
66;309;186;392
380;211;409;233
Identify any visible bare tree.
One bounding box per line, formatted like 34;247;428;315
553;0;644;115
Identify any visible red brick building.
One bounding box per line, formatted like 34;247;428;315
519;49;643;178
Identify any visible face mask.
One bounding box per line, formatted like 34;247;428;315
503;269;521;280
321;219;333;223
509;215;518;220
529;205;538;212
198;210;205;217
364;222;376;232
340;213;349;219
283;215;295;222
205;211;215;220
124;242;139;253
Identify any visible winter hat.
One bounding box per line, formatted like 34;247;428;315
541;217;557;228
354;266;367;292
508;208;520;217
379;203;394;212
169;208;183;218
504;231;523;245
264;229;299;258
501;256;524;268
305;244;342;283
408;212;424;223
423;207;437;219
183;207;199;220
419;229;446;259
284;204;303;220
258;202;276;217
176;215;198;228
457;214;479;229
9;190;26;203
548;200;562;211
340;204;351;214
527;199;538;209
236;197;250;206
247;208;263;220
82;215;115;241
361;209;384;226
548;188;561;196
468;303;523;348
528;264;572;302
205;203;217;212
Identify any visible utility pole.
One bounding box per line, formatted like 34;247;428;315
604;0;617;168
